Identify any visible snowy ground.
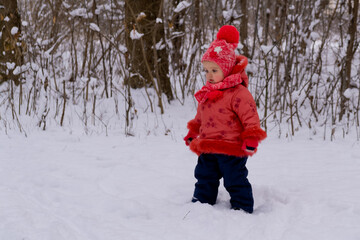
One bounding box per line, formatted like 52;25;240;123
1;104;360;240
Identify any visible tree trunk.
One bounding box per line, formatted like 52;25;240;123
340;0;359;121
274;0;288;44
171;0;186;73
154;0;174;101
0;0;24;85
263;0;270;45
239;0;249;57
125;0;173;101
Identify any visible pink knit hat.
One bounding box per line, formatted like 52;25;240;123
201;25;239;77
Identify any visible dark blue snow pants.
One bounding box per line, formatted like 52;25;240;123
193;153;254;213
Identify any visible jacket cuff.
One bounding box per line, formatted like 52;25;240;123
241;127;267;142
187;119;201;134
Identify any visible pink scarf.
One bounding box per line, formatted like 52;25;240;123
195;55;248;104
194;74;243;103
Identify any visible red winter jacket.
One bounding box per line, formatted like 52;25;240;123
186;58;266;157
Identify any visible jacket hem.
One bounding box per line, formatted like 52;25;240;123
189;138;254;157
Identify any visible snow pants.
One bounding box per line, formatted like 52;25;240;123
193;153;254;213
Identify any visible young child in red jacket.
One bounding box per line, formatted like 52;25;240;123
184;25;266;213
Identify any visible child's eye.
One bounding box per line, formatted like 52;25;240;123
212;70;217;73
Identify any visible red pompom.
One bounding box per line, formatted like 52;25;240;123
216;25;239;43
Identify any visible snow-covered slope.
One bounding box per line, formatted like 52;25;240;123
1;99;360;240
1;128;360;240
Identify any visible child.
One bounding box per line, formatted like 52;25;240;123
184;25;267;213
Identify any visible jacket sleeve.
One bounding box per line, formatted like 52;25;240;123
231;87;267;141
187;104;202;134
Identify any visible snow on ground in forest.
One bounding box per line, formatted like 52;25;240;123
1;101;360;240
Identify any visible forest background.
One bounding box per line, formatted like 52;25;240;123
0;0;359;140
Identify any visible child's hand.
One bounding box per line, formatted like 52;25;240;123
241;138;258;155
184;131;198;146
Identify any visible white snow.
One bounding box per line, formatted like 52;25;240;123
309;20;320;31
1;102;360;239
6;62;15;70
89;77;98;88
261;45;273;55
89;23;100;32
11;27;19;35
130;29;144;40
222;10;240;22
138;12;146;19
136;12;146;22
118;44;127;53
69;8;92;19
62;2;71;9
174;1;191;13
155;39;165;50
310;32;321;41
12;66;21;75
344;88;359;99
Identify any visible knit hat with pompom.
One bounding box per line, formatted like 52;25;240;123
201;25;239;77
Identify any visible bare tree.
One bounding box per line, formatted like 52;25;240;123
340;0;359;121
239;0;249;57
170;0;186;73
125;0;173;104
1;0;357;138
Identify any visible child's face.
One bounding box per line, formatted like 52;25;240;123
202;61;224;84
